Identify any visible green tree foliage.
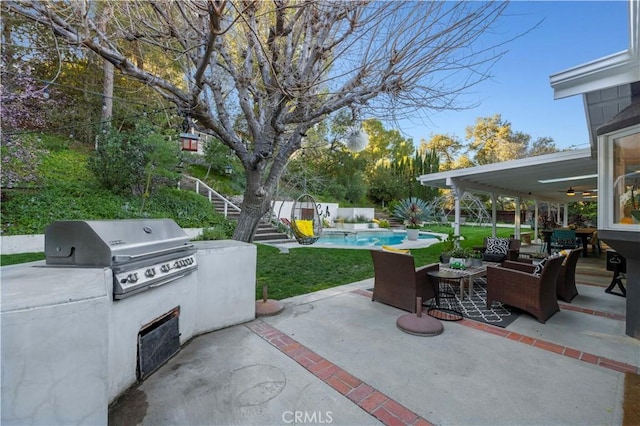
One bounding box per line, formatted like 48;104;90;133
465;114;516;164
361;119;415;168
88;124;181;197
202;135;234;177
529;136;558;156
419;134;463;170
1;9;177;145
465;114;559;165
367;167;405;206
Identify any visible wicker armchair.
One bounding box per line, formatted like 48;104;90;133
486;255;565;323
370;250;439;313
556;248;582;302
504;247;582;303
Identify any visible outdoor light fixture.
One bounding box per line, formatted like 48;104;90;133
566;187;576;196
180;132;199;152
224;164;233;175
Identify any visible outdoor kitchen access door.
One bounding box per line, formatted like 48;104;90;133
138;307;181;380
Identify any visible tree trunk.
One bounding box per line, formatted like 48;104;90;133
102;60;114;124
99;5;113;132
233;169;276;243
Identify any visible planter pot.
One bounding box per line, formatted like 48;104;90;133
406;228;420;241
471;258;483;267
449;257;467;267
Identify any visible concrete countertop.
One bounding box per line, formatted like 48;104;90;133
1;261;110;312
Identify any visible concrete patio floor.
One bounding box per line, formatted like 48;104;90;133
109;246;639;425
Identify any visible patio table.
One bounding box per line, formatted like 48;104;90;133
438;262;500;300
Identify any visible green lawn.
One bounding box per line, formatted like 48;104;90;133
0;252;46;266
0;224;515;300
255;224;515;299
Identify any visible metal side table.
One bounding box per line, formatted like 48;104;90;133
427;270;465;321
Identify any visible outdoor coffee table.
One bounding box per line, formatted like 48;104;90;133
427;270;465;321
438;262;499;300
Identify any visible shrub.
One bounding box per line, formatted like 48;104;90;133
88;124;181;196
392;197;431;229
1;134;47;188
193;226;232;241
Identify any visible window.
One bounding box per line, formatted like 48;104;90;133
599;125;640;228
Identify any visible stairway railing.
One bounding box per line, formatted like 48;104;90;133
179;176;241;218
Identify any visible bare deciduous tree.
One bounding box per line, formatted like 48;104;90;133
6;0;514;242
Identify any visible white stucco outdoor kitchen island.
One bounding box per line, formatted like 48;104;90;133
1;240;256;425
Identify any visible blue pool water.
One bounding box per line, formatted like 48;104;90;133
314;231;436;247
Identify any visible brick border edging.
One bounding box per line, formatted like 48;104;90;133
459;319;639;374
558;303;625;320
246;320;433;426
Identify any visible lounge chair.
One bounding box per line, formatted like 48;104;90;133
370;250;439;313
486;255;565;323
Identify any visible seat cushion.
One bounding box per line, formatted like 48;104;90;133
486;237;509;255
482;252;506;262
294;220;314;237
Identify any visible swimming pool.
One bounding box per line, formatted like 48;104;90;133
314;230;437;247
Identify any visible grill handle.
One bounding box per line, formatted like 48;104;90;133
112;244;195;262
148;273;187;289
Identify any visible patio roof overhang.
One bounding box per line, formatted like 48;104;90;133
417;148;597;204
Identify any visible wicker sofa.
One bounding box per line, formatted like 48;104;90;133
486;255;565;323
370;250;439;313
474;237;521;262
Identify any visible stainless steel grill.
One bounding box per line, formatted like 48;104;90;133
44;219;197;299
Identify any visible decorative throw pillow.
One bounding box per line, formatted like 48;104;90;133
533;257;547;276
381;245;410;255
550;251;567;266
486;237;509;255
294;220;314;237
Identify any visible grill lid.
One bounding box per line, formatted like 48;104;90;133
45;219;193;267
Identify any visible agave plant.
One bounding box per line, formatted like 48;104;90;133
392;197;431;229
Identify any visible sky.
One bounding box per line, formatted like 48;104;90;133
398;1;631;151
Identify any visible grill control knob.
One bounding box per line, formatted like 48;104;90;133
127;273;139;283
161;264;171;272
145;268;156;277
